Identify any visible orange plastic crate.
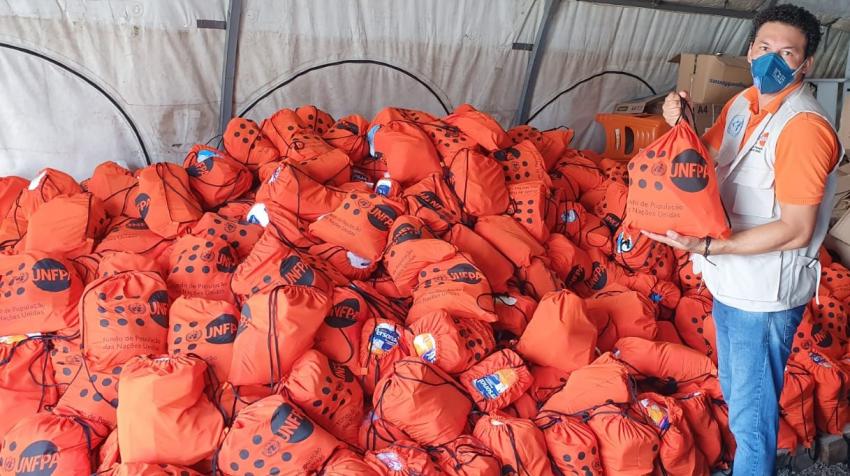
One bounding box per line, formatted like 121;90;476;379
595;113;671;160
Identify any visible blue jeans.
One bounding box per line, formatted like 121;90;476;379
712;298;806;476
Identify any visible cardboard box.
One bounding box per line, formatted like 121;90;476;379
673;53;752;104
613;93;723;136
690;103;724;136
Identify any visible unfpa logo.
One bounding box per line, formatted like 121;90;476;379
134;193;151;219
216;247;237;273
414;192;445;212
447;263;483;284
11;440;59;476
368;204;398;232
279;255;315;286
270;403;314;444
670;150;709;193
589;262;608;290
325;298;360;328
205;314;238;344
187;150;216;177
391;223;420;245
31;259;70;293
148;290;169;328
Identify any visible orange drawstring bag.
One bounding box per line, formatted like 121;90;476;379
54;362;123;429
585;405;660;476
493;291;537;338
551;150;604;195
95;429;119;473
216;194;256;220
0;168;82;248
255;164;344;221
506;181;552;245
0;412;108;476
229;284;331;386
359;410;412;451
261;109;326;159
614;272;681;310
183;145;253;210
542;354;632;415
223;117;280;171
168;297;238;381
295;105;334;133
402;174;463;234
443;104;509;152
423;119;481;163
821;263;850;300
213;382;275;424
612;228;677;281
409;255;497;323
794;351;850;435
217;394;342;475
372;358;472;446
545;233;592;289
491;140;552;188
371;107;438;128
407;311;494;375
105;463;204;476
85;162;141;218
674;391;722;468
526;365;570;408
676;258;705;292
430;434;501;476
516;257;562;301
586;287;658;347
373;121;443;186
96;251;161;278
778;417;800;452
573;249;623;299
516;291;596;373
0;252;82;335
314;287;372;367
136;163;203;238
793;297;847;359
460;349;531;413
79;270;169;371
589;180;628;230
474;215;545;269
779;359;816;449
323;115;371;164
535;411;603;476
364;440;443;476
311;243;379;281
655;320;684;345
23;193;108;259
0;176;27;220
95;216;171;260
445;148;510;217
551;200;612;255
637;392;707;476
613;337;717;389
309;191;404;262
281;349;364;446
0;337;58;436
49;332;83;393
117;355;224;465
674;290;718;364
318;448;380;476
188;212;262;260
167;235;237;302
622;114;730;239
472;413;554;476
444;224;514;294
285;146;353;186
385;216;457;296
709;399;736;467
506;125;571;171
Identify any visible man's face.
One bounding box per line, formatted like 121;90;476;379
747;21;813;76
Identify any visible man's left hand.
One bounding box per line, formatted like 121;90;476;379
641;230;704;254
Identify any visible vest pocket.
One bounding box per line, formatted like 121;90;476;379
731;167;775;219
708;251;782;303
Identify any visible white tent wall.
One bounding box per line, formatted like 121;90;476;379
0;0;847;181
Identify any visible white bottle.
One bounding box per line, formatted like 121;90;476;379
375;173;392;197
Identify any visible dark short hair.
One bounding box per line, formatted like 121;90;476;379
749;4;822;58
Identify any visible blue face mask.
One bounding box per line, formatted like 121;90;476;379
751;52;804;94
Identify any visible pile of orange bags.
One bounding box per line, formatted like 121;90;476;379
0;103;844;475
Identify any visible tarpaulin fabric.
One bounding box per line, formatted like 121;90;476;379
585;405;660;476
0;337;58;436
613;337;717;389
408;311;494;375
542;354;632;415
444;224;514;294
779;360;816;449
793;351;850;435
117;354;224;465
622;120;731;240
674;291;718;364
364;440;443;476
80;270;169;371
189;212;262;261
791;298;847;359
223;117;280;172
309;191;404;262
402;173;463;234
637;392;707;476
168;297;239;381
0;168;82;249
535;411;602;476
474;215;545;269
182;144;253;210
472;413;554;476
444;104;510;152
359;410;411;452
282;349;364;446
430;434;501;476
167;235;237;302
217;393;342;475
460;349;531;413
136;163;203;238
516;291;596;373
493;292;537;339
409;255;497;323
54;362;123;429
323;115;371;165
318;448;380;476
0;412;107;476
0;252;82;335
372;358;471;446
445;148;510;217
229;284;331;386
675;391;722;468
373;121;442;186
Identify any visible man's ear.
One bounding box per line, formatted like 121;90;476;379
746;42;754;63
801;56;814;75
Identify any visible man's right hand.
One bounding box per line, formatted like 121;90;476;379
662;91;690;127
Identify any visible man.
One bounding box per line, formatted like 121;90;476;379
647;4;843;475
